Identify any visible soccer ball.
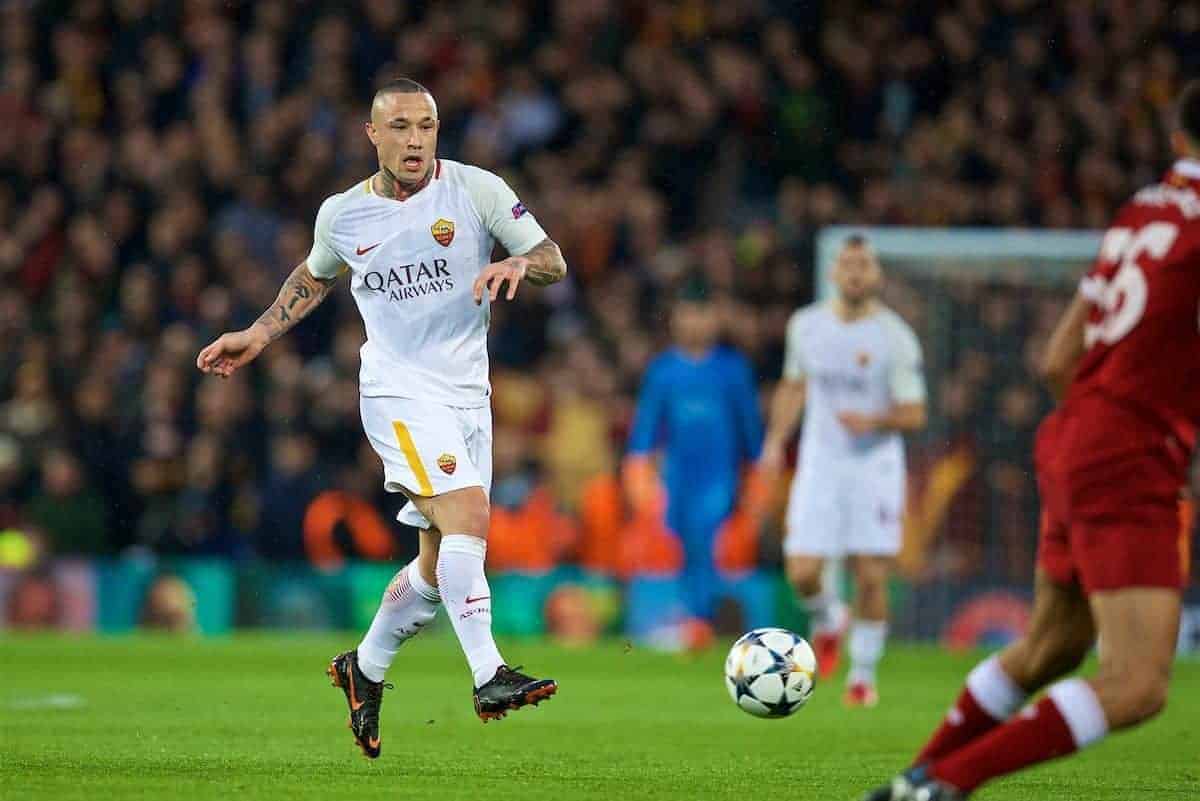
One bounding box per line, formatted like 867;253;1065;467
724;627;817;718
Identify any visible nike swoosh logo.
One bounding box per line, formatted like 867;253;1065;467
356;243;381;256
347;667;364;711
465;595;490;604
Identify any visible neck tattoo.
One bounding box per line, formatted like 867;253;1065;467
376;164;433;200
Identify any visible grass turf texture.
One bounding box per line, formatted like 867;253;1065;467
2;634;1197;801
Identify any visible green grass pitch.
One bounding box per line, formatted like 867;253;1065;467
2;634;1197;800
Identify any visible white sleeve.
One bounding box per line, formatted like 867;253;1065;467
782;312;807;381
463;166;548;256
888;319;927;404
306;194;346;279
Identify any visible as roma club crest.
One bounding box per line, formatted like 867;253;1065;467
431;218;455;247
437;453;457;475
856;352;872;367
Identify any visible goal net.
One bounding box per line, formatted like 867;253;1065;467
814;226;1102;642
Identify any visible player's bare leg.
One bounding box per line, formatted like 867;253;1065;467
327;527;443;758
844;554;890;707
863;570;1095;800
997;571;1095;694
917;571;1093;764
409;486;557;721
899;588;1179;797
1086;587;1178;728
413;527;442;587
787;555;846;679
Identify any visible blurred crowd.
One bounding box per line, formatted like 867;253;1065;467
3;1;1198;580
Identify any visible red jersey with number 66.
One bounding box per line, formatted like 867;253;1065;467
1063;159;1200;457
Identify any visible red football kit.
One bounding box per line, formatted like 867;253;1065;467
1036;158;1200;593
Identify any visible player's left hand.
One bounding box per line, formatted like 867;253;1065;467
837;411;879;436
473;257;530;304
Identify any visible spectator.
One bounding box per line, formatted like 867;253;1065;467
486;424;576;573
1;1;1194;600
26;447;108;556
257;430;323;560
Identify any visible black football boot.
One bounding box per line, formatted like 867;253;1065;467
326;650;391;758
472;665;558;722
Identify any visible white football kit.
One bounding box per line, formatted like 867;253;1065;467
782;302;926;557
306;159;547;528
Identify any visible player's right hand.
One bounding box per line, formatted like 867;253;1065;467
196;327;270;378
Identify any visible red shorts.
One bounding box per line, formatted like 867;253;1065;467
1034;402;1193;595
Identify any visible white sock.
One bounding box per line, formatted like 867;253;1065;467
356;562;441;683
847;619;888;686
805;592;849;637
1047;678;1109;748
966;654;1026;720
437;534;505;687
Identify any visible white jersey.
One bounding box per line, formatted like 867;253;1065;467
783;301;925;467
306;159;547;406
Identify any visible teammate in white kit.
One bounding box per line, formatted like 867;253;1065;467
761;235;927;707
196;79;566;757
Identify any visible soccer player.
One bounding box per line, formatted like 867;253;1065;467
196;78;566;757
760;235;927;707
864;81;1200;800
625;282;764;624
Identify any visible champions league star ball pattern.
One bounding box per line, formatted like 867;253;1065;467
724;628;817;718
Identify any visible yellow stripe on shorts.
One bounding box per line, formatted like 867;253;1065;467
391;421;433;496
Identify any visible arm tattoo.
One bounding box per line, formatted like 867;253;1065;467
521;238;567;286
252;262;339;342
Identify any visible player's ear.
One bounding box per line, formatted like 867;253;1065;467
365;120;378;146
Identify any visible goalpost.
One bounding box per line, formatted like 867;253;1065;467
816;226;1102;300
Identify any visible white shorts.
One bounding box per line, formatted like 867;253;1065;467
783;447;905;558
360;395;493;530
